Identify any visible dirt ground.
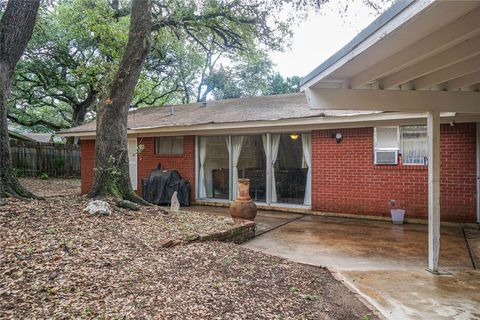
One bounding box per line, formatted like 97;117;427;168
0;178;378;319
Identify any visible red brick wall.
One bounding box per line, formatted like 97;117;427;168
136;136;195;199
80;140;95;194
311;123;477;223
79;125;477;223
79;136;196;201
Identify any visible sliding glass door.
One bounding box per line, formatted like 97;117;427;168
236;135;266;202
273;133;310;205
198;136;229;199
198;132;311;207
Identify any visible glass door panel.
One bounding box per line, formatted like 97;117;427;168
273;133;308;204
236;135;267;202
199;136;229;199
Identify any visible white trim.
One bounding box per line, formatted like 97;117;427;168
300;0;434;90
306;88;480;113
195;197;232;204
350;6;480;89
127;138;138;191
379;35;480;89
196;132;313;210
413;55;480;90
194;198;310;211
265;202;310;210
401;125;428;166
373;126;400;165
64;111;480;140
228;135;233;201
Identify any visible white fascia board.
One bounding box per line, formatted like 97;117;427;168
306;88;480;113
65;112;480;140
300;0;434;91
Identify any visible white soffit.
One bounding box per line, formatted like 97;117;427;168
302;1;480;104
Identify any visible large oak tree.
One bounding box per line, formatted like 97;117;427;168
88;0;152;201
0;0;40;203
88;0;393;201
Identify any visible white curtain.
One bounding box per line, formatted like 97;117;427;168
302;133;312;206
227;136;244;199
262;134;268;157
270;134;280;203
198;138;207;198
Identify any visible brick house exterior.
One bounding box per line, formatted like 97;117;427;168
311;123;477;223
79;122;477;223
81;136;196;197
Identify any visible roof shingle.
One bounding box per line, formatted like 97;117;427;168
60;93;380;134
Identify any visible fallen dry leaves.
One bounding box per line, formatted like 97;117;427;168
0;179;378;319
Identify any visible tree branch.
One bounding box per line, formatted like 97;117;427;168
7;113;68;131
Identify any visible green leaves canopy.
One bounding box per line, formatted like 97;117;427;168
7;0;391;133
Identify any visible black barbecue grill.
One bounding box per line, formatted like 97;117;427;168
142;165;191;206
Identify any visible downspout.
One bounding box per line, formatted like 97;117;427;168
477;123;480;224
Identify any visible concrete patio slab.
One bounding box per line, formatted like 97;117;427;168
243;215;480;320
341;269;480;320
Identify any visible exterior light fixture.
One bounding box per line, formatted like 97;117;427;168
331;132;343;143
289;133;299;140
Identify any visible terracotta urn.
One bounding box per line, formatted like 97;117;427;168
229;178;257;221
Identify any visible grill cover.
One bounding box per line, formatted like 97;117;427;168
142;168;191;206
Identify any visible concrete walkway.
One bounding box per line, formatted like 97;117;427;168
243;215;480;320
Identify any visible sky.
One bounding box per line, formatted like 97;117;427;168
270;1;386;78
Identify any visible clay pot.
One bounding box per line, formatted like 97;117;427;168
229;178;257;221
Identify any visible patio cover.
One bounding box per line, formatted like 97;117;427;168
301;0;480;273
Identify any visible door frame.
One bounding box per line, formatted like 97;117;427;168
127;137;138;191
196;132;312;209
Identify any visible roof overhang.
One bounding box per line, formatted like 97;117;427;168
301;0;480;112
60;112;480;140
8;130;35;142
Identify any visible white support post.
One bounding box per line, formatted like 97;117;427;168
427;111;441;273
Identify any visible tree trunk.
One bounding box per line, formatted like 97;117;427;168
67;88;97;145
0;0;40;201
88;0;151;203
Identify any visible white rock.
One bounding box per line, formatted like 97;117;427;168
170;191;180;212
223;216;235;225
84;200;111;216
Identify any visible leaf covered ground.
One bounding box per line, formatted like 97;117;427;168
1;178;378;319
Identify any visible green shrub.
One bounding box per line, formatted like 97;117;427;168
14;168;26;177
53;156;65;171
40;172;49;180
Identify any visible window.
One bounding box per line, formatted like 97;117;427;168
374;126;428;165
155;136;184;155
402;125;427;165
374;127;399;164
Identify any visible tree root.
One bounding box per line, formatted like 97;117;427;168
0;168;42;202
115;199;139;211
88;181;152;209
123;191;152;206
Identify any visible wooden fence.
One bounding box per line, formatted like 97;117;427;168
10;140;81;177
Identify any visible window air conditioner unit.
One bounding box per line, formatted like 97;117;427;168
375;150;398;165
